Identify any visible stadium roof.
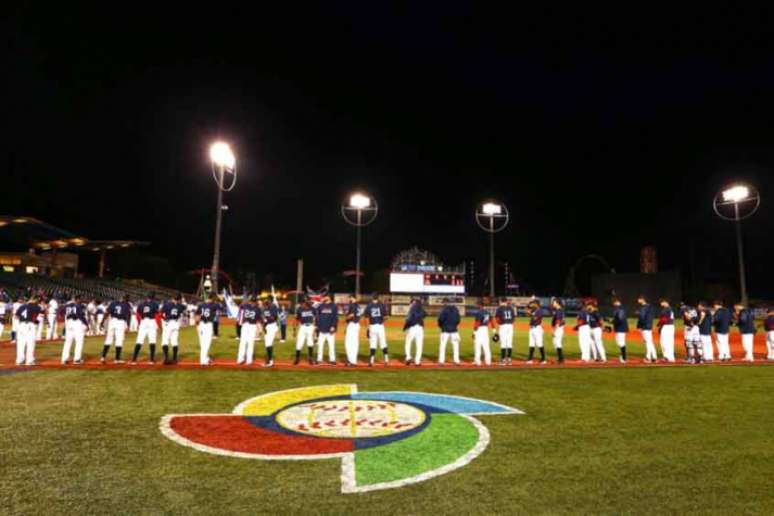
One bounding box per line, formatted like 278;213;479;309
0;216;148;251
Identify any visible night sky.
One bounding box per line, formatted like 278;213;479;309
4;4;774;297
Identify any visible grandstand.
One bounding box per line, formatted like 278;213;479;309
0;272;178;303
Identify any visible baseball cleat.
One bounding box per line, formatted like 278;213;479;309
525;360;533;365
99;357;106;364
404;359;412;366
74;359;83;365
61;360;68;365
263;360;274;368
114;359;125;364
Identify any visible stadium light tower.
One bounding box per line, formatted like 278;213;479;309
341;192;378;298
713;183;760;305
209;142;237;295
475;201;509;298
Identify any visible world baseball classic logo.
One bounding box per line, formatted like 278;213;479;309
160;384;523;493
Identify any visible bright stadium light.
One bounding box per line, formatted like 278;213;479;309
475;200;510;299
349;193;371;209
722;185;750;203
482;202;502;215
210;142;236;170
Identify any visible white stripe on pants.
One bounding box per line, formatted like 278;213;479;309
641;329;657;360
741;333;754;361
439;332;460;364
61;320;85;363
404;325;423;364
345;322;360;364
197;322;213;364
369;324;387;350
552;326;564;349
16;322;36;365
105;319;127;348
238;323;256;364
659;325;675;362
715;333;730;359
474;327;491;365
578;325;592;361
317;332;336;362
499;324;513;349
296;325;314;350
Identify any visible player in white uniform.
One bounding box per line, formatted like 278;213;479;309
16;296;42;366
680;304;702;364
45;297;59;340
86;300;97;336
96;301;107;335
61;296;87;365
494;298;515;365
0;298;8;339
36;301;46;340
11;298;23;344
473;303;493;366
343;295;361;366
765;309;774;361
196;295;218;366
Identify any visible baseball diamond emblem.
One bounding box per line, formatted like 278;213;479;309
159;384;524;493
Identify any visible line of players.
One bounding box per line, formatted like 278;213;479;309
8;292;774;367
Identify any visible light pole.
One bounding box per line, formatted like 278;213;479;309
341;192;378;298
209;142;237;295
713;184;760;305
475;201;509;299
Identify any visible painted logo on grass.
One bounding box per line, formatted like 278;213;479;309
159;384;523;493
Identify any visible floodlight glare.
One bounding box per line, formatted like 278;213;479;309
349;193;371;209
209;142;235;170
722;185;750;203
482;202;502;215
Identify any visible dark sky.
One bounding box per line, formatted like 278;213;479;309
3;4;774;296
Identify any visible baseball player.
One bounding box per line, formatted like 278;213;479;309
588;302;607;363
473;302;493;366
765;308;774;361
526;300;547;364
36;300;46;340
11;296;23;344
195;294;219;366
712;300;732;361
16;296;42;366
101;295;131;363
656;299;676;362
96;300;107;335
294;299;317;365
680;303;702;364
403;298;426;366
237;295;260;365
364;294;389;367
495;298;515;365
608;298;628;363
0;298;7;339
86;299;97;336
261;299;279;367
550;299;566;363
45;297;59;340
636;295;658;363
574;303;593;362
131;293;160;364
344;295;361;366
437;298;461;366
697;301;714;362
278;304;288;343
129;302;139;333
733;302;755;362
315;295;339;365
161;294;186;364
61;295;88;365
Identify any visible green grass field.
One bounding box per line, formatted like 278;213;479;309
2;320;773;515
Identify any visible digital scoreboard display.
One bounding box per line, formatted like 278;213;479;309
389;273;465;294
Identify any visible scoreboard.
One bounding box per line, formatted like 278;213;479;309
389;272;465;294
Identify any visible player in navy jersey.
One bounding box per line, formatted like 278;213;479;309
132;294;160;364
294;299;317;365
608;298;628;363
636;295;658;363
16;296;43;366
574;304;593;362
102;295;131;363
403;298;426;366
473;302;493;366
495;298;515;365
526;300;547;364
315;295;339;365
237;296;260;365
587;302;607;363
61;295;88;365
364;294;389;366
260;299;279;367
765;308;774;361
344;295;361;366
437;298;461;366
712;301;732;361
657;299;676;362
196;294;219;365
550;299;566;363
733;302;756;362
680;303;701;364
161;294;185;364
278;305;288;343
696;301;714;362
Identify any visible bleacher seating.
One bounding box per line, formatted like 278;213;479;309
0;272;179;302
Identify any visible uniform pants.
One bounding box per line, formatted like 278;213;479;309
46;314;58;340
136;318;157;345
715;333;731;360
578;325;592;361
280;323;287;341
129;315;138;332
404;325;424;364
264;322;278;349
474;327;491;365
700;335;714;361
741;333;754;361
439;332;460;364
61;320;85;363
105;319;127;348
16;322;36;365
345;322;360;364
659;325;675;362
162;320;181;347
317;332;336;362
552;326;564;349
197;322;213;364
97;314;105;335
36;317;44;340
296;324;315;350
238;323;256;364
615;332;626;349
588;327;605;361
767;331;774;360
684;327;701;358
369;324;387;350
499;324;514;349
641;329;657;360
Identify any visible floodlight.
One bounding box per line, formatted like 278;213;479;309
209;142;235;170
482;202;502;215
722;185;750;203
349;193;371;209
